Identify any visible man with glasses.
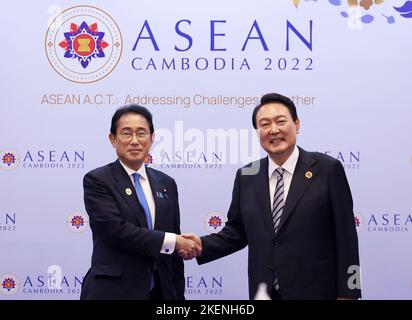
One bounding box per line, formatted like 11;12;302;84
80;104;199;300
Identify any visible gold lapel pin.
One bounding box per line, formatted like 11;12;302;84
305;171;313;179
125;188;132;196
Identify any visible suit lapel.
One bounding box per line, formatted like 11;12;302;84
251;158;274;237
112;160;148;228
276;147;318;234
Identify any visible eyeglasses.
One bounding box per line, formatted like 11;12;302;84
119;130;150;140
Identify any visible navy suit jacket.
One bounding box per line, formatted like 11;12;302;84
198;147;361;300
80;160;184;300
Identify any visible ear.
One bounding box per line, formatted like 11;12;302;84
150;132;155;144
295;118;300;134
109;133;116;147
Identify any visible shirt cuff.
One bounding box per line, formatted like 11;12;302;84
161;232;176;254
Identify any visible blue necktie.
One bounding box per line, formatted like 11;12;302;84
132;173;153;230
132;173;154;290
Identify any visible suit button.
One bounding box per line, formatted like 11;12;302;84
269;266;275;271
274;241;279;248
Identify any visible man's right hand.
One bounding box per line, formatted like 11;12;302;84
176;234;202;260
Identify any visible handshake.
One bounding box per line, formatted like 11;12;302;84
176;234;202;260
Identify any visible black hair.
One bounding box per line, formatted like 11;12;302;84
110;104;154;135
252;93;298;129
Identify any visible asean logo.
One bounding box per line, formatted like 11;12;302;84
45;6;123;83
0;148;20;170
354;213;364;232
0;274;20;296
144;153;153;166
144;153;158;168
204;211;226;233
67;210;89;233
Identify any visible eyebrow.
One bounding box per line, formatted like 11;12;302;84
258;115;287;122
119;126;148;131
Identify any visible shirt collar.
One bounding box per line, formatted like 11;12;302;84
268;146;300;178
119;160;148;181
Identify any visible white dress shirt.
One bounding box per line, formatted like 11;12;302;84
268;146;300;211
119;160;176;254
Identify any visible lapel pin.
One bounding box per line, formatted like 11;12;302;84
305;171;313;179
125;188;132;196
156;188;168;199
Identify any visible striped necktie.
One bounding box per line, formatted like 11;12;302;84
272;168;285;234
272;167;285;291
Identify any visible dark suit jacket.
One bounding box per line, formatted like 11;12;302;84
80;160;184;300
198;147;361;300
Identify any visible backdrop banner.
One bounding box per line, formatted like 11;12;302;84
1;0;411;299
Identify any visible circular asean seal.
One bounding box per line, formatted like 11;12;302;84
45;5;123;83
67;210;89;233
204;211;226;234
1;274;20;296
0;148;20;170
